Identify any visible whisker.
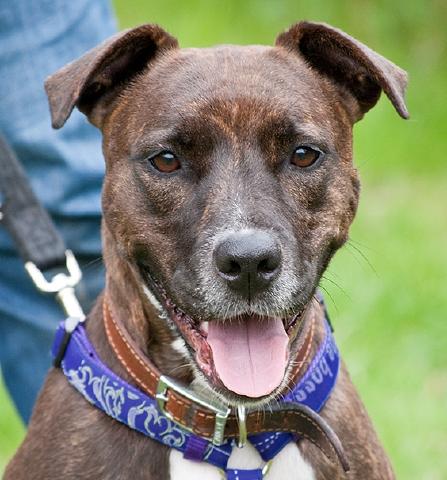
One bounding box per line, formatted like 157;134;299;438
348;237;376;254
166;362;192;375
346;241;377;275
321;274;351;301
81;256;104;272
318;284;339;313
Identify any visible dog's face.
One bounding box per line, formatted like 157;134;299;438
101;46;361;400
46;22;408;404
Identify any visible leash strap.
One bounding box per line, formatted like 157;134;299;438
0;132;85;319
0;132;67;271
52;313;347;477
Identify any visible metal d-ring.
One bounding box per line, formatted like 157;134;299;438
219;460;272;479
262;460;273;476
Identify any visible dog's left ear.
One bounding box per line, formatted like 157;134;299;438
276;21;409;121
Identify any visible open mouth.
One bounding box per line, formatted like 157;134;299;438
148;277;304;399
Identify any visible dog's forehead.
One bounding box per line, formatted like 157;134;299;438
126;44;337;143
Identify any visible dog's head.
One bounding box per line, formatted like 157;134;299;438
46;22;408;404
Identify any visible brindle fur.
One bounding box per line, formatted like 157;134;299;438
6;21;407;479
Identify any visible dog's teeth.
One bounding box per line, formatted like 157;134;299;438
283;315;295;331
200;321;209;336
166;299;174;308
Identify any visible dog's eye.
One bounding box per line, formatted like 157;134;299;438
291;146;321;168
150;151;181;173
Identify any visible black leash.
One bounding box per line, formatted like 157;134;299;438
0;132;84;319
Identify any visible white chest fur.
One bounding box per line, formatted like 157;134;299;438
169;442;315;480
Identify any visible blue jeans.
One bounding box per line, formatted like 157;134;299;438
0;0;116;423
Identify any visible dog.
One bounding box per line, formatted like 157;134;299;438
6;21;408;479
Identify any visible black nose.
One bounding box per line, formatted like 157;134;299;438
214;230;281;297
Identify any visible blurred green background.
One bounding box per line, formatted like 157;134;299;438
1;0;446;478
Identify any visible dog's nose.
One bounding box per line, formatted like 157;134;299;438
214;230;281;297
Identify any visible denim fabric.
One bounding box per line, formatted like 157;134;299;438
0;0;116;423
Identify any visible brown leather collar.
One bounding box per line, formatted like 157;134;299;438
103;298;349;471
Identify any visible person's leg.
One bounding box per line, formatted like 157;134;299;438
0;318;60;422
0;0;116;423
0;250;105;423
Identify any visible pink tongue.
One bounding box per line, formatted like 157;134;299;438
207;316;289;398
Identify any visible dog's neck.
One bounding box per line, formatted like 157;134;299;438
101;225;193;384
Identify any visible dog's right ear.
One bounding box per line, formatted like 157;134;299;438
45;24;178;129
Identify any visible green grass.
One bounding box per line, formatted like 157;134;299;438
0;377;25;474
1;0;446;477
323;175;447;479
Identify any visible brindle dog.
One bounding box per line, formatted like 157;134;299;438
6;21;408;479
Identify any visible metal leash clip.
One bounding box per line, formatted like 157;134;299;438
25;249;86;368
25;249;84;320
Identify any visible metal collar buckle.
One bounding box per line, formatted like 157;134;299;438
156;374;231;446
